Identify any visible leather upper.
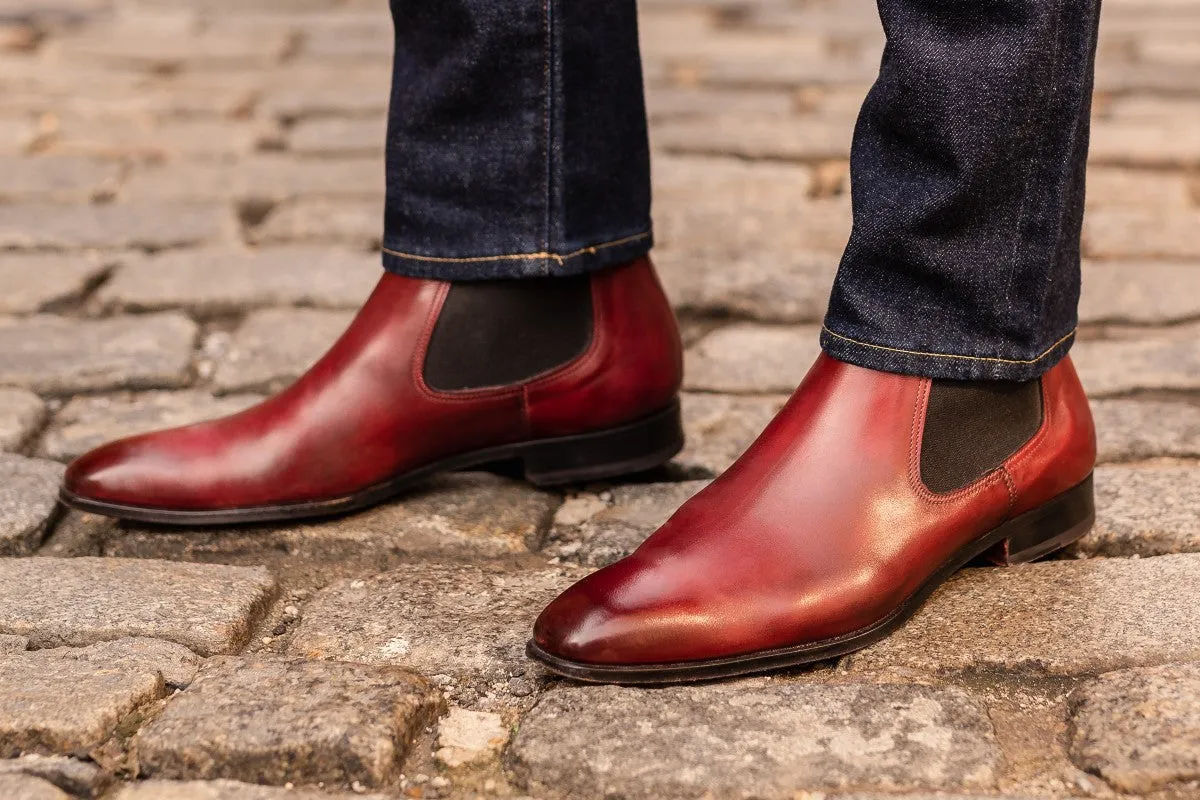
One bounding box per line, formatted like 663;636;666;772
63;257;682;511
534;353;1096;666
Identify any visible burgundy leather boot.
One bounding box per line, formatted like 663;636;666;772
61;257;683;524
530;353;1095;683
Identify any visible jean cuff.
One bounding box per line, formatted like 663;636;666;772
381;230;653;281
819;326;1076;382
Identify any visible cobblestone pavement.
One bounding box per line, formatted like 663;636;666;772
1;0;1199;798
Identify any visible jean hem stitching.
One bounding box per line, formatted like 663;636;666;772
380;231;651;265
821;327;1075;366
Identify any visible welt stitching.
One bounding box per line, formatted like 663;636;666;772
381;231;651;266
824;326;1075;366
1000;466;1018;513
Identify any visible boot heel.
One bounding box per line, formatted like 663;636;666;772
985;474;1095;566
520;401;685;486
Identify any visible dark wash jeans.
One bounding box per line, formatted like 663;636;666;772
382;0;1103;382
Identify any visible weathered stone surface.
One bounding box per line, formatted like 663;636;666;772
260;85;389;121
0;638;198;758
1077;466;1200;557
653;156;846;323
36;510;112;558
656;115;853;162
0;756;104;799
136;657;442;789
435;707;509;769
0;253;111;314
1084;209;1200;260
121;157;384;204
1069;662;1200;794
114;780;388;800
107;473;560;585
212;309;352;393
0;313;198;394
0;155;119;203
44;116;275;161
288;117;386;157
684;324;820;393
1080;261;1200;324
0;557;277;656
1085;168;1193;209
847;554;1200;676
1072;329;1200;397
0;635;27;653
38;391;262;462
0;774;69;800
1093;398;1200;463
676;392;787;474
97;248;378;315
0;389;45;452
510;682;1000;798
544;481;708;567
290;564;585;697
0;204;232;251
0;454;63;556
252;200;380;248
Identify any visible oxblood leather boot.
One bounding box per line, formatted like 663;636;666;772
61;257;683;524
529;353;1096;683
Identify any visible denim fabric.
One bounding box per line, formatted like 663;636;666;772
381;0;1101;381
822;0;1103;380
381;0;653;280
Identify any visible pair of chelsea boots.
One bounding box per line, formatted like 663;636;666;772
62;257;1096;683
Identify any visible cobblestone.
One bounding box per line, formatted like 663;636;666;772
685;324;822;393
1068;662;1200;794
121;157;384;204
96;247;378;315
1093;398;1200;462
1080;465;1200;556
676;392;788;473
0;253;112;314
847;554;1200;676
0;204;233;251
212;308;354;393
511;682;1000;798
0;638;197;758
0;557;277;656
108;473;561;587
1072;328;1200;397
251;200;381;248
0;757;104;799
544;481;708;567
290;564;586;702
114;781;388;800
0;774;70;800
0;155;120;204
0;389;46;452
0;454;63;556
0;313;197;395
136;657;441;788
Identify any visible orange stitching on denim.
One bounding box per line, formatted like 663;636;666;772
822;327;1075;366
381;231;651;266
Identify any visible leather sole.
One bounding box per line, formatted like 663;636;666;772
526;473;1095;685
58;401;685;526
